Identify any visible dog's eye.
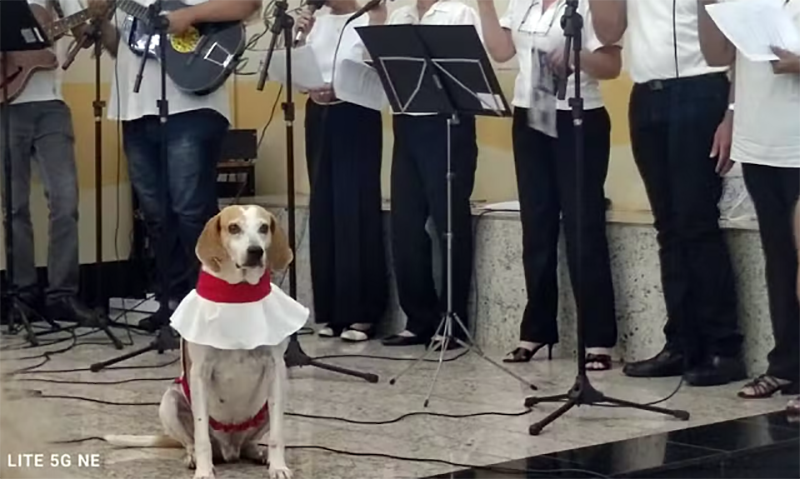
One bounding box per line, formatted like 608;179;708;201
228;224;241;235
258;224;269;235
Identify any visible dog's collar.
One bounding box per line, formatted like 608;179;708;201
196;270;272;304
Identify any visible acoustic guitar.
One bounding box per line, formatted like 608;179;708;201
119;0;246;95
0;5;94;105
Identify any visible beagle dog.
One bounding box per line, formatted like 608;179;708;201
105;205;308;479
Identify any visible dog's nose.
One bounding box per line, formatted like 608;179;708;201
246;246;264;261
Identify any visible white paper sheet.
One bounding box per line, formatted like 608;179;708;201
267;45;327;91
706;0;800;62
333;58;388;111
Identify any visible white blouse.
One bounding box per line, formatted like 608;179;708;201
306;9;370;83
500;0;613;111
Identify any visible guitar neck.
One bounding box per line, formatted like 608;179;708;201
115;0;160;24
45;9;94;41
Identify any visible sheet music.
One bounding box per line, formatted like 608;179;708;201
706;0;800;62
333;58;388;111
267;45;327;91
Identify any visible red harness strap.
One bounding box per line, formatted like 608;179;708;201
175;375;269;433
176;271;273;433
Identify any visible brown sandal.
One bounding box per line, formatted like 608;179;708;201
738;375;799;399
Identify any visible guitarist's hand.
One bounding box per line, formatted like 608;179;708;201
87;0;111;19
166;9;197;35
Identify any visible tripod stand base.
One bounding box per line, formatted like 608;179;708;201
524;373;690;436
34;308;125;350
90;325;179;372
284;335;378;383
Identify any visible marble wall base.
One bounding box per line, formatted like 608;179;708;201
269;206;771;377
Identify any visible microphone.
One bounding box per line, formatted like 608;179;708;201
344;0;387;27
293;0;327;46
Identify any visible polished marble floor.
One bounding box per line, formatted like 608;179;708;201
0;319;792;479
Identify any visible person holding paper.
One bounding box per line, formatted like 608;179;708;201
698;0;800;400
590;0;745;386
475;0;622;370
296;0;389;342
381;0;482;348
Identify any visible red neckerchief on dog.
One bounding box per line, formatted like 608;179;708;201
195;270;272;303
174;270;272;433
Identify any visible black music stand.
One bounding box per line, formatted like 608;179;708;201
1;0;53;345
356;24;535;406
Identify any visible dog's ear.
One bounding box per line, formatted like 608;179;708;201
196;214;226;272
267;213;293;272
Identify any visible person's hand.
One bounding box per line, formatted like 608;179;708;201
309;84;335;103
165;8;196;35
546;48;574;78
296;8;316;38
771;46;800;75
710;109;734;175
86;0;110;19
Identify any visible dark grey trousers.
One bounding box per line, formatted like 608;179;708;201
1;100;80;300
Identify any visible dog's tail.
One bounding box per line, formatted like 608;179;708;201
103;435;182;448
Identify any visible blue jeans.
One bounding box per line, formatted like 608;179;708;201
122;108;228;304
0;100;79;300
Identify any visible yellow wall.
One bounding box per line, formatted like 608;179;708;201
2;0;651;269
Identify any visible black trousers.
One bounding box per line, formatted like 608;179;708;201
513;107;617;348
390;115;477;338
304;100;388;328
629;73;742;362
742;163;800;382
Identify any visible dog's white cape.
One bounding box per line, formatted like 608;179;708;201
170;283;309;350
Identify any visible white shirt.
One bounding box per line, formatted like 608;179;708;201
13;0;85;105
625;0;727;83
387;0;482;116
108;0;230;122
500;0;612;111
731;0;800;168
306;9;369;83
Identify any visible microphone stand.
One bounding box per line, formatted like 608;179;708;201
256;1;377;383
522;0;689;435
90;1;179;372
56;19;124;349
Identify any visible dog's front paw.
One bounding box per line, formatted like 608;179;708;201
193;467;215;479
268;465;292;479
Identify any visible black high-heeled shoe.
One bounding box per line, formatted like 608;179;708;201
503;344;554;363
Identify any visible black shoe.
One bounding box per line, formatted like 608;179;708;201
46;297;98;325
138;307;172;333
684;355;747;387
382;334;429;347
623;348;685;378
1;292;45;325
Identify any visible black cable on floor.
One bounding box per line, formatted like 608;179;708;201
34;393;532;425
18;376;174;386
10;357;179;375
